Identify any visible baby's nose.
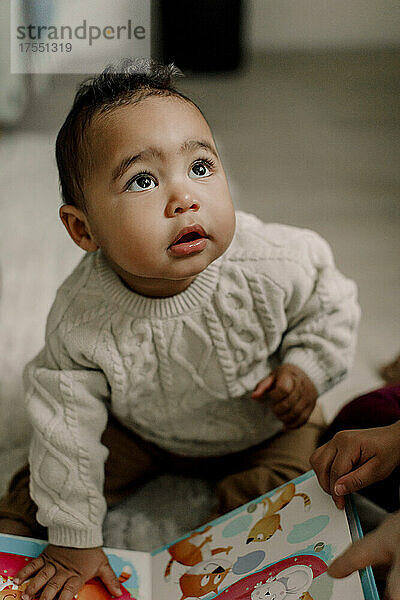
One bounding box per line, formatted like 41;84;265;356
165;192;200;216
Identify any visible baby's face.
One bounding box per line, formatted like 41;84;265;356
83;95;236;296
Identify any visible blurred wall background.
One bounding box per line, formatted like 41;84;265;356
249;0;400;50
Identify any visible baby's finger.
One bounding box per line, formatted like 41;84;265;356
273;392;303;423
14;555;46;584
283;405;311;430
267;371;294;403
98;563;122;597
251;375;275;399
58;576;83;600
272;384;300;414
274;401;302;424
21;563;57;599
272;398;294;418
34;572;71;600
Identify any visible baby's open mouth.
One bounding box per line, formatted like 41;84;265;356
173;231;203;245
168;225;209;256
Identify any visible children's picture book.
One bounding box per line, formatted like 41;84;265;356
0;471;378;600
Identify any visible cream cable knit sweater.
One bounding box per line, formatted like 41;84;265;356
25;211;360;547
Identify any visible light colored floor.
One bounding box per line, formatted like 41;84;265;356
0;49;399;549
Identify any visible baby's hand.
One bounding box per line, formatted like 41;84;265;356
251;364;318;430
310;422;400;509
14;543;122;600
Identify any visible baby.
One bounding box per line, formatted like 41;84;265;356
0;59;359;599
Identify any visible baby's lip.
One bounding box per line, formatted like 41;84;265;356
169;224;208;247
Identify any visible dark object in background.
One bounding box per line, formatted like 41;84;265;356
158;0;243;73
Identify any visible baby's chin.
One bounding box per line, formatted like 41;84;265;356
163;261;213;283
167;243;224;275
110;234;229;294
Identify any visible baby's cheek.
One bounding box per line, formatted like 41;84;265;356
214;214;236;256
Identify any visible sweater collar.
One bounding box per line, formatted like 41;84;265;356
95;250;221;318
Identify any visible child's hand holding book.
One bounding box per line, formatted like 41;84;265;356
14;544;122;600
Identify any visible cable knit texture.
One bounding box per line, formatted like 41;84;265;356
24;211;360;546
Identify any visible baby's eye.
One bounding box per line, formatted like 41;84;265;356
127;174;157;192
189;160;212;179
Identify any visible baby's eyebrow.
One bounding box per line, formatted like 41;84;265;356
180;139;219;160
111;148;161;183
111;138;218;183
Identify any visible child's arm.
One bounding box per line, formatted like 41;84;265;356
254;227;360;429
310;421;400;509
278;231;360;395
23;322;113;555
14;544;121;600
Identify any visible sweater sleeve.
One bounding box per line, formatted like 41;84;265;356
278;231;360;396
24;333;110;548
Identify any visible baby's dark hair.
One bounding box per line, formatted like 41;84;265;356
56;58;198;211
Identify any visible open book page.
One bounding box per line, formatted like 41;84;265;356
151;471;366;599
0;534;152;600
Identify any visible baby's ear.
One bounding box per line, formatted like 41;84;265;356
59;204;99;252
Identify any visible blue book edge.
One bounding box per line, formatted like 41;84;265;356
347;494;380;600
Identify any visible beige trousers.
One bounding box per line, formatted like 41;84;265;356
0;406;324;537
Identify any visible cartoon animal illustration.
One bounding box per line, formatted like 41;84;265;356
247;483;311;544
179;557;232;600
250;565;314;600
164;525;232;579
214;554;327;600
